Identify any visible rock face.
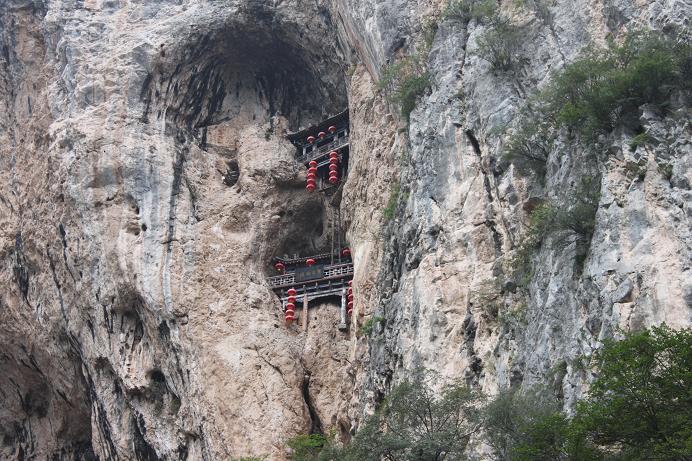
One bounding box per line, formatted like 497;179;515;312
0;0;689;460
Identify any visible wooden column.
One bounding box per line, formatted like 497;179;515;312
302;292;309;332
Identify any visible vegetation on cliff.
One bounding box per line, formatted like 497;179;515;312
286;325;691;460
505;32;692;174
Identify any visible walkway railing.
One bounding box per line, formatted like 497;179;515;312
267;263;354;288
297;135;349;164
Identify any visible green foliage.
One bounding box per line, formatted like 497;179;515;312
624;160;647;181
421;17;439;51
504;32;691;176
170;394;181;415
476;16;525;72
657;162;674;180
379;56;431;121
383;183;401;220
469;279;502;319
484;325;692;461
543;33;692;140
287;434;328;461
318;327;691;460
359;316;385;337
503;118;554;177
513;0;554;24
498;303;528;329
485;388;574;461
629;131;653;151
510;177;600;284
324;372;482;461
441;0;497;22
574;325;692;460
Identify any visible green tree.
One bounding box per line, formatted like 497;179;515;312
574;325;692;460
484;326;692;461
484;388;570;460
541;32;691;140
287;434;328;461
322;372;483;460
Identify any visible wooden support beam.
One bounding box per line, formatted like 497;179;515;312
302;292;309;332
338;287;348;331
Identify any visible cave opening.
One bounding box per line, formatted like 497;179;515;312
143;17;348;141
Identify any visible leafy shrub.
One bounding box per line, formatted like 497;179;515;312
657;162;673;180
316;326;691;460
379;56;431;121
476;16;525;72
359;316;385;337
287;434;328;461
484;325;692;460
503;117;554;177
624;160;647;181
513;0;554;24
383;182;401;220
629;131;653;151
510;177;601;283
323;372;482;460
441;0;497;22
484;388;570;461
504;32;691;176
542;32;692;140
573;325;692;460
498;303;528;329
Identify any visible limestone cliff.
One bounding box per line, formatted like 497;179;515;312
0;0;689;460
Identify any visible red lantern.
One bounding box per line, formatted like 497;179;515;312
307;136;316;144
318;131;326;139
329;165;338;173
328;125;337;133
285;298;296;322
309;160;317;168
306;258;316;266
329;151;338;159
342;248;351;257
275;262;285;272
306;183;316;192
348;280;352;287
308;167;317;174
348;294;354;302
307;172;316;180
347;301;353;315
287;288;297;296
329;175;338;184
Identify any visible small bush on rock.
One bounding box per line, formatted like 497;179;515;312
287;434;328;461
322;372;482;460
359;316;385;337
442;0;497;22
511;177;600;283
476;16;525;72
379;56;431;121
504;32;691;177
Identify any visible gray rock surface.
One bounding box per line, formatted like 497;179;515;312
0;0;689;459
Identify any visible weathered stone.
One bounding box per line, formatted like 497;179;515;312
0;0;690;459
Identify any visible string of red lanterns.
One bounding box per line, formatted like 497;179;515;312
286;288;297;322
